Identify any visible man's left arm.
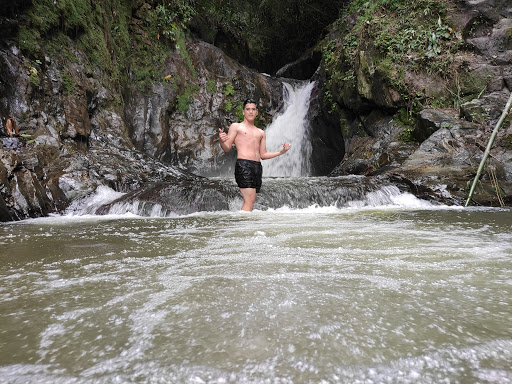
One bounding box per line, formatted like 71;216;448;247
259;131;290;160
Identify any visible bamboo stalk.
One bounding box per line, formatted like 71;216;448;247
465;92;512;206
490;168;505;207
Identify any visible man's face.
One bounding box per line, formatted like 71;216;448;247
243;103;258;120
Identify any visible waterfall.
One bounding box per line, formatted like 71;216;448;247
262;81;315;177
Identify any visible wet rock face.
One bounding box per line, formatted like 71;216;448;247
307;81;345;176
0;34;288;221
325;0;512;206
125;41;285;177
0;141;56;221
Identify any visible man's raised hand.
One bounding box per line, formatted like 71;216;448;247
281;143;291;154
219;128;228;142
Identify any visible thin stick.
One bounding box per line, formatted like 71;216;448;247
465;92;512;206
490;168;505;207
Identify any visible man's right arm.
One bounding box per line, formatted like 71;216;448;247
219;124;237;152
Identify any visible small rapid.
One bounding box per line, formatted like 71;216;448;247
63;178;443;218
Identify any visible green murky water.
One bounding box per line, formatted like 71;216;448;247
1;206;511;383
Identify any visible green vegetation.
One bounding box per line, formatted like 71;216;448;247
177;83;200;112
18;0;198;94
223;83;235;97
322;0;461;117
174;29;196;78
27;60;41;87
154;1;195;42
20;0;129;89
61;72;74;93
395;108;415;142
206;80;217;94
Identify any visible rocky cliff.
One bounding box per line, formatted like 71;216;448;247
1;0;511;222
321;0;512;206
0;34;287;220
0;0;344;221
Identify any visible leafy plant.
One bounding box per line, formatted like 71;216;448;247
223;83;235;96
426;16;453;57
206;80;217;94
155;1;195;42
177;83;200;112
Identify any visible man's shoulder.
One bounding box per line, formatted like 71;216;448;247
230;122;243;130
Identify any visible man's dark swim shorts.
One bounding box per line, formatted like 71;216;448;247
235;159;263;193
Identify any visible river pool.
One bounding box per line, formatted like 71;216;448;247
0;202;511;383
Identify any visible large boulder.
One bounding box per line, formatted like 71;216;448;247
125;40;285;177
393;105;512;206
329;110;418;177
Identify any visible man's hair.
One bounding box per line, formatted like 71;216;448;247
243;98;257;109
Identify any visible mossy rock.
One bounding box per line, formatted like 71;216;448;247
459;68;491;97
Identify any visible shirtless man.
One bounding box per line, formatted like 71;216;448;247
219;99;290;211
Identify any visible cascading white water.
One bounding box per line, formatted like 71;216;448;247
262;81;315;177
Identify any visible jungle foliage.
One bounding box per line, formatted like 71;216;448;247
15;0;348;92
322;0;462;119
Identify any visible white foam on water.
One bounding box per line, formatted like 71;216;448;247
1;199;511;383
346;185;464;211
3;180;503;225
64;185;126;216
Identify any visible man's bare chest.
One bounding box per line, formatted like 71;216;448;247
237;127;260;144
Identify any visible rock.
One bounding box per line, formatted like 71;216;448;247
307;81;345;176
0;193;14;221
95;179;239;216
275;50;322;80
413;109;473;142
459;91;511;124
466;18;512;56
329;110;418;176
125;40;286;177
461;0;512;19
394;107;512;205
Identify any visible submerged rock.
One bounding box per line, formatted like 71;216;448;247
95;179;239;216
